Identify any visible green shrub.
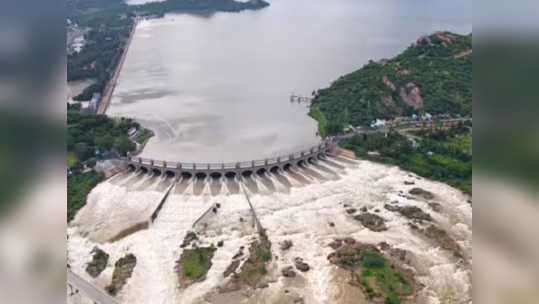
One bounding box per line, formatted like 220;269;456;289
362;252;386;269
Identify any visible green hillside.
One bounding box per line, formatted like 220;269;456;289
313;32;472;135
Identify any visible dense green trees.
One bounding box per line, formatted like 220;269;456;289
313;32;472;135
341;126;472;193
68;171;105;222
68;112;140;164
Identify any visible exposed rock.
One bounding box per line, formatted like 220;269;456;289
428;203;443;213
85;248;109;278
353;213;388;232
285;289;290;294
379;242;391;251
467;199;472;206
281;266;297;278
384;204;432;221
217;241;224;247
216;203;221;209
435;31;456;44
389;248;407;261
409;188;435;200
294;258;310;272
383;75;397;91
404;181;415;185
223;260;241;278
346;208;357;214
374;209;380;213
256;282;269;289
399;83;423;109
343;237;356;245
343;203;350;208
212;207;218;213
280;240;293;251
424;225;461;253
106;254;137;295
328;222;335;227
360;206;368;213
416;35;432;45
180;231;198;248
329;239;343;250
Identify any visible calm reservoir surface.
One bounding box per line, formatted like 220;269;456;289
108;0;472;163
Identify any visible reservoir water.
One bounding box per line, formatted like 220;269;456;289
107;0;472;163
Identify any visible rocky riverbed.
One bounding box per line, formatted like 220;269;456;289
67;159;472;304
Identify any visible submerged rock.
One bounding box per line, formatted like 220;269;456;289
256;282;269;289
360;206;368;213
428;202;443;213
346;208;357;214
379;242;391;251
353;213;388;232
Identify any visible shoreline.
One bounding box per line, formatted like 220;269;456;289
97;19;139;115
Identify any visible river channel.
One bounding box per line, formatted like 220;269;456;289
107;0;472;163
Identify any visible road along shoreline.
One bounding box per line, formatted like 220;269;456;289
97;19;138;115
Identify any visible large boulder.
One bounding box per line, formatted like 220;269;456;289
281;266;297;278
329;239;343;250
294;258;311;272
353;213;388;232
409;188;435;200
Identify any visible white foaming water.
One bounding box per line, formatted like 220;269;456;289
68;159;472;304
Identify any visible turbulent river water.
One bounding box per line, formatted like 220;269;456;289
69;0;472;303
68;158;472;304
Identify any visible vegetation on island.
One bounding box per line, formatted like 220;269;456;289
330;243;415;304
178;246;217;285
312;32;472;133
106;253;137;296
86;248;110;278
67;0;269;101
67;171;105;223
340;123;472;193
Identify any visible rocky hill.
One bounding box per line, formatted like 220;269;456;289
313;32;472;134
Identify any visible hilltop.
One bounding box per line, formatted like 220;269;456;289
312;32;472;135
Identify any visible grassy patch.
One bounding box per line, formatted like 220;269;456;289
335;245;414;303
67;152;78;167
233;240;271;286
449;136;472;151
308;105;327;138
180;247;216;280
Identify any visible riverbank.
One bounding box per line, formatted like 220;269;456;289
97;20;138;115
